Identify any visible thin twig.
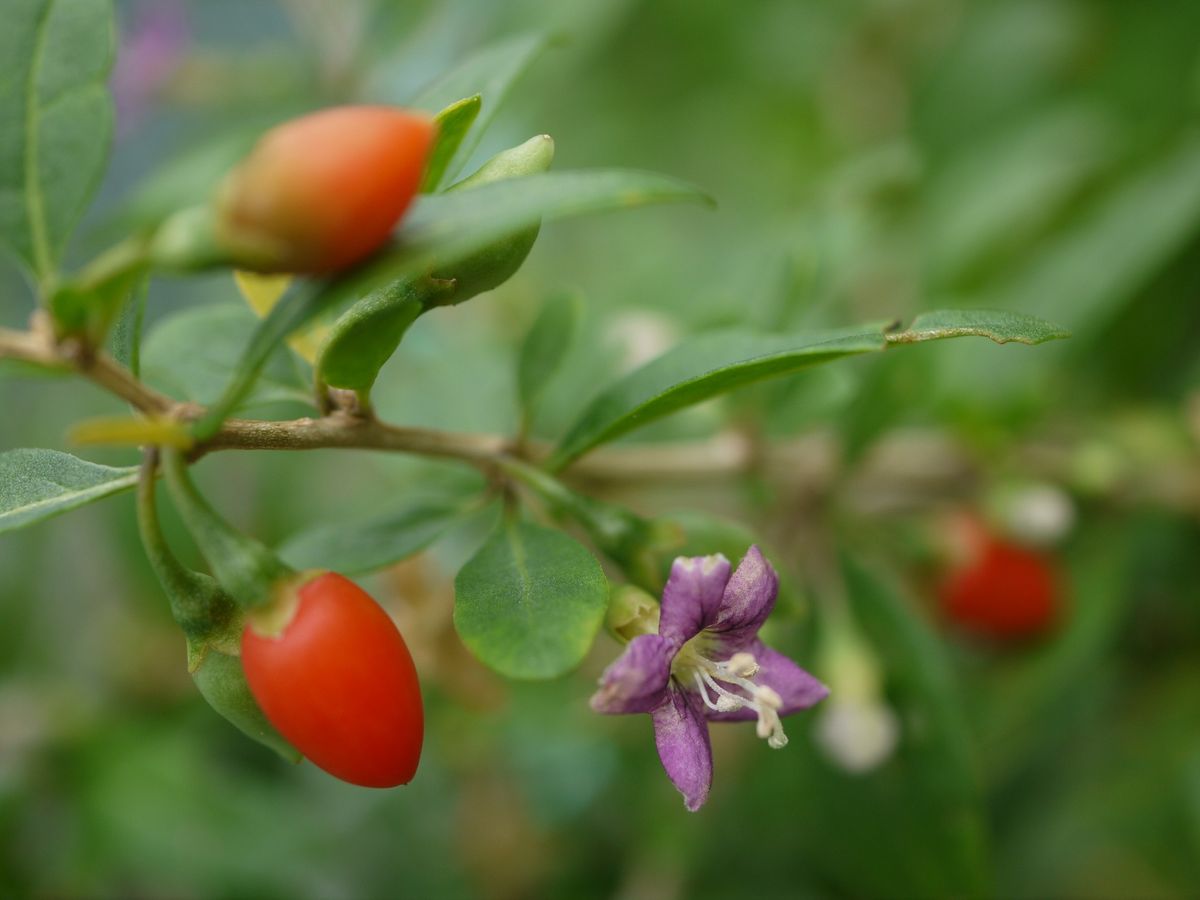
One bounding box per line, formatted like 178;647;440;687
0;323;174;414
198;415;512;465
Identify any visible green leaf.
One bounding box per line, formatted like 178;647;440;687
161;449;291;610
199;168;710;436
454;520;609;679
420;95;481;193
0;0;115;286
0;448;136;533
411;32;547;183
109;277;147;377
550;325;887;470
142;303;312;413
317;135;559;396
313;278;432;395
517;292;582;419
191;289;328;439
317;169;712;315
278;500;470;575
887;309;1070;346
996;134;1200;338
836;556;990;896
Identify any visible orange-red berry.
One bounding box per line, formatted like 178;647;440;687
216;106;435;273
241;572;424;787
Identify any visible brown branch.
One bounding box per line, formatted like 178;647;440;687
5;322;1197;519
199;414;512;465
0;322;174;414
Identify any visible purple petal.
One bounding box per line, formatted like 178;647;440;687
757;642;830;714
705;640;829;722
658;554;732;646
708;546;778;649
651;687;713;812
590;634;673;715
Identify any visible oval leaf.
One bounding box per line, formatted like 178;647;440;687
887;309;1070;346
454;520;609;679
550;325;887;470
278;500;469;575
142;303;312;413
0;0;114;285
0;448;136;533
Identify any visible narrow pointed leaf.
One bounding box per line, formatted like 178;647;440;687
887;309;1070;346
420;95;482;193
319;170;713;314
517;292;583;418
550;325;887;469
839;556;991;897
412;32;546;182
0;449;136;533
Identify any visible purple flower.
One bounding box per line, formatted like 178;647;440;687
111;1;190;136
591;547;829;811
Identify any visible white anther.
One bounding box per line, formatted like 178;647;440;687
724;652;760;678
684;648;792;750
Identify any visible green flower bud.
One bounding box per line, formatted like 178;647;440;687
607;585;661;642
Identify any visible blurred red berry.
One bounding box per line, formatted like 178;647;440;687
242;571;424;787
939;527;1060;638
216;106;435;273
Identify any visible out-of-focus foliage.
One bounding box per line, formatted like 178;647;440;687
1;1;1199;898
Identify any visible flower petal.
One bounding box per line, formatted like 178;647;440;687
705;640;829;721
651;687;713;811
590;634;673;715
757;641;830;714
709;545;778;649
658;554;732;646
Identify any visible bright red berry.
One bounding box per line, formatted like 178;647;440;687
216;106;435;273
938;527;1060;638
241;572;424;787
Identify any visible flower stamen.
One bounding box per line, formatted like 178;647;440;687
693;672;739;712
683;652;790;750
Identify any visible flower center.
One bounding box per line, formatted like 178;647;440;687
673;645;788;749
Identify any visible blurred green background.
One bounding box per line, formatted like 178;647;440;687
3;0;1200;897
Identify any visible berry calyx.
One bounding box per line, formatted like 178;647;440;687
241;571;424;787
215;106;435;273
